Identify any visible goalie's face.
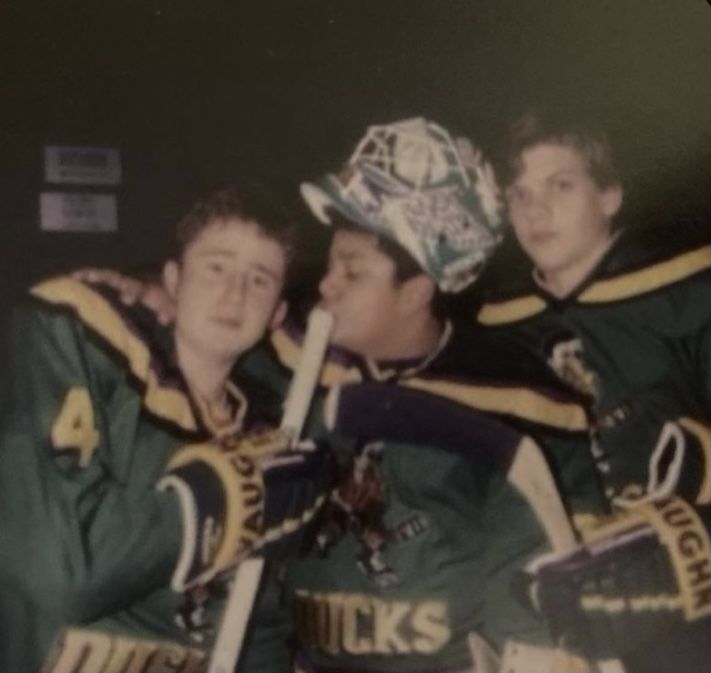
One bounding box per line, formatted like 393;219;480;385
319;229;424;360
164;217;287;366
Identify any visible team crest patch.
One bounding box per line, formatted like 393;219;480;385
316;442;429;587
543;329;632;439
543;330;599;401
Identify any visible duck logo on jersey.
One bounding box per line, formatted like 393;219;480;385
316;442;428;587
544;331;600;401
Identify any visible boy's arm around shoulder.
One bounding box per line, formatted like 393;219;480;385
0;285;182;625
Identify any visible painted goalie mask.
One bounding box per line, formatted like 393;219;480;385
301;117;504;292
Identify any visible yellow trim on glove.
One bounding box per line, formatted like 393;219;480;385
32;277;197;431
585;496;711;622
165;443;264;588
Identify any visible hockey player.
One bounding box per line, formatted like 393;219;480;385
477;109;711;672
0;185;330;673
274;118;608;673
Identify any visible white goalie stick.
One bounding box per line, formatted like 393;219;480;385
207;308;334;673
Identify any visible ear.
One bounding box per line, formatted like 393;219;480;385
601;183;623;219
162;260;180;300
270;299;288;329
399;274;436;315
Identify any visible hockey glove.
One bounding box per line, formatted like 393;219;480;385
530;495;711;661
159;430;331;591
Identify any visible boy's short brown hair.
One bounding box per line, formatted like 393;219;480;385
502;108;620;190
175;183;299;268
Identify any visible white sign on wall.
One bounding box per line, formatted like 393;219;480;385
44;146;122;186
40;192;118;232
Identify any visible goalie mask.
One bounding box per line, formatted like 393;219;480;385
301;117;504;293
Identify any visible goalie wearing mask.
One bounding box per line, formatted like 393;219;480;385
280;117;607;673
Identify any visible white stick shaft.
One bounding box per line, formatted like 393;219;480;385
207;558;264;673
509;437;577;553
207;308;333;673
281;308;334;440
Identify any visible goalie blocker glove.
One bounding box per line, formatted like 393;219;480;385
531;495;711;662
159;429;331;591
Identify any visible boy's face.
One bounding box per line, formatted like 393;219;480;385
164;217;287;365
506;143;622;288
319;228;414;360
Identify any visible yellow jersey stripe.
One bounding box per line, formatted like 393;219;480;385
31;277;197;431
402;377;588;432
477;246;711;325
477;294;547;325
579;245;711;303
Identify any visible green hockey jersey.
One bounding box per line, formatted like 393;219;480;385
477;232;711;507
249;319;606;672
0;277;304;673
476;231;711;671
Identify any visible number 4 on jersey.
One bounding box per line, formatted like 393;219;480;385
51;387;100;467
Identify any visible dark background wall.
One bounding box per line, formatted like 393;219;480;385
2;0;709;330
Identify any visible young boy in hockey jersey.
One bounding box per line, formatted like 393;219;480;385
278;117;606;673
0;185;328;673
477;109;711;672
